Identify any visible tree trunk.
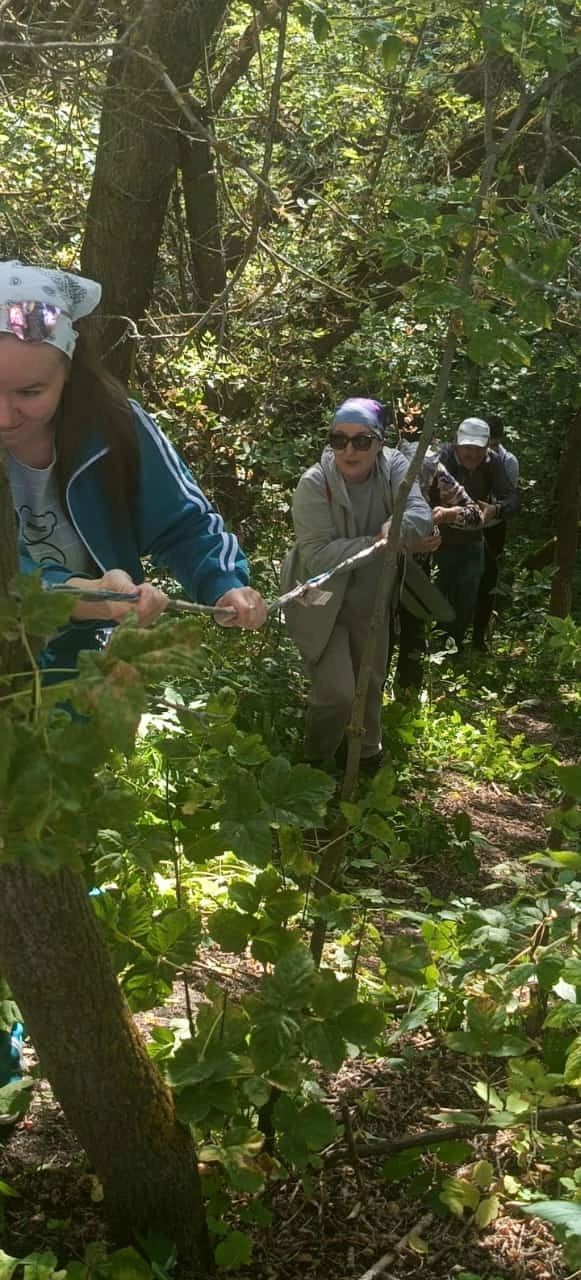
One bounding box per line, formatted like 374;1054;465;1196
178;130;226;319
550;408;581;617
0;863;211;1269
0;453;210;1269
81;0;228;382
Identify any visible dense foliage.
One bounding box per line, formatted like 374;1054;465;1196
0;0;580;1275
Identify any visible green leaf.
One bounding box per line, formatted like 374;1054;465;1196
264;888;304;924
108;1248;153;1280
219;816;273;865
303;1020;346;1072
229;879;261;914
474;1194;500;1227
0;1251;19;1280
260;757;334;826
440;1176;479;1217
446;1029;528;1058
382;935;432;987
380;33;403;70
262;944;315;1009
362;813;396;846
559;764;581;800
249;1011;301;1071
311;972;357;1018
368;765;397;810
0;1181;19;1199
564;1035;581;1086
228;731;271;766
520;1199;581;1236
214;1231;253;1270
206;687;237;720
312;9;331;41
207;908;254;953
299;1102;336;1150
340;802;363;828
383;1150;423;1183
335;1002;386;1047
221;767;263;820
472;1159;494;1189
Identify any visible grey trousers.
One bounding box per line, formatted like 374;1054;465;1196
304;614;391;762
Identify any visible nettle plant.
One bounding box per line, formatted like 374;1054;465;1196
1;577;389;1251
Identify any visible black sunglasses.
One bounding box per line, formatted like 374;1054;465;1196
328;430;377;452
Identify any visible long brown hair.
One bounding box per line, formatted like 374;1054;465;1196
56;325;140;514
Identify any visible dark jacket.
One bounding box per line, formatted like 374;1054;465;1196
434;443;520;545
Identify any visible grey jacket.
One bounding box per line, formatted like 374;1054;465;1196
280;446;432;662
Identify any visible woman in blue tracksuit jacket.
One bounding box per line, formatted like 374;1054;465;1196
0;261;267;1101
0;260;267;684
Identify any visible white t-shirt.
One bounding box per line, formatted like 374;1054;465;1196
7;450;92;575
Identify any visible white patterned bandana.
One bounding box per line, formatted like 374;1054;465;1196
0;260;102;357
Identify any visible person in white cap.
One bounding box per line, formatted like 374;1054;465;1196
433;416;520;650
0;260;267;684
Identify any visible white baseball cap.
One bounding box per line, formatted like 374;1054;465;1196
457;417;490;447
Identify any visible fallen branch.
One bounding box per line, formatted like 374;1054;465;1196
356;1212;433;1280
327;1102;581;1164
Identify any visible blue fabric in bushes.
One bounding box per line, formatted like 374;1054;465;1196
0;1023;24;1087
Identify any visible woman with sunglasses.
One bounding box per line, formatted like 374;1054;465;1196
0;261;267;684
281;398;435;770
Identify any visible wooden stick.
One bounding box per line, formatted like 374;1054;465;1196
355;1213;433;1280
327;1101;581;1165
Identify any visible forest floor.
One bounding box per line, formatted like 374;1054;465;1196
0;690;577;1280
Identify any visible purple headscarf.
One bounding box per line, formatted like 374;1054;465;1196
332;397;386;439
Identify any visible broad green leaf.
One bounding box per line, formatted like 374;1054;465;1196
520;1199;581;1235
472;1159;494;1189
207;908;254;953
214;1231;253;1270
220;767;263;820
474;1194;500;1227
368;765;397;810
559;764;581;800
260;757;334;826
206;687;237;720
299;1102;336;1150
312;10;331;41
264;888;304;924
340;801;363;827
564;1035;581;1086
0;1252;19;1280
303;1020;346;1072
380;33;403;70
311;971;357;1018
229;879;261;914
108;1248;153;1280
440;1176;480;1217
262;944;315;1008
383;935;432;987
219;816;273;865
249;1011;301;1071
382;1150;422;1183
228;732;271;766
335;1002;385;1046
